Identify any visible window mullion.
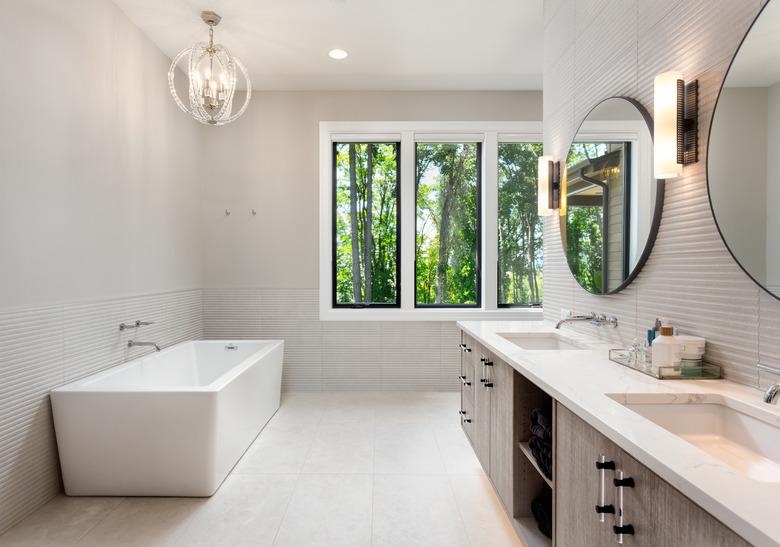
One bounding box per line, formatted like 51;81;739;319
483;132;499;311
400;131;416;312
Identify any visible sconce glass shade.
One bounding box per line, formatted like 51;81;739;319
168;13;252;126
538;155;554;216
654;71;683;179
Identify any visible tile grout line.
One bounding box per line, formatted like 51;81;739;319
72;497;126;546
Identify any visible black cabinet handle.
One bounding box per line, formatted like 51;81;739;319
458;410;467;415
613;524;634;535
484;361;493;367
596;460;615;470
613;477;635;488
595;504;615;514
463;418;472;423
484;382;493;388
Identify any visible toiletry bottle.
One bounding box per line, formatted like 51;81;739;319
651;326;681;374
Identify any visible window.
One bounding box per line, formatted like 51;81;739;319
332;142;400;307
415;143;481;307
319;122;544;320
498;143;543;307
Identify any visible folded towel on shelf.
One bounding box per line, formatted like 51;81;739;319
530;408;552;442
531;487;553;538
528;435;552;480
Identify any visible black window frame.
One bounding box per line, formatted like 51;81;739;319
496;141;544;309
331;141;402;309
414;141;483;309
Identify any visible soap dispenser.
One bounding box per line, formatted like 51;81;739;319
651;326;681;374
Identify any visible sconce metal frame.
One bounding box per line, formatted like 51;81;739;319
547;160;561;210
676;79;699;165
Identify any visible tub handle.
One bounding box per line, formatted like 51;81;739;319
225;344;239;350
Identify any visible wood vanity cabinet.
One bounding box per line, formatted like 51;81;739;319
555;403;750;547
459;333;544;523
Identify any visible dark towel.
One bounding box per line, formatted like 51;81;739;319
529;435;553;480
531;487;553;538
530;408;552;442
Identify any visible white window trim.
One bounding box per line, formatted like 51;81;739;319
319;121;544;321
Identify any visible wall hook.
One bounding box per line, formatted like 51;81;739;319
225;209;231;216
251;209;257;216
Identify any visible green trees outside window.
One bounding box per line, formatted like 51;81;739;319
497;143;544;306
333;143;400;306
415;143;481;306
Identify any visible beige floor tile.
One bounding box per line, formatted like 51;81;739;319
371;474;470;547
449;474;524;547
76;498;203;547
174;474;297;547
273;474;372;547
0;496;122;547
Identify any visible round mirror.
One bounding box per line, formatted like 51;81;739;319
709;1;780;301
561;97;664;294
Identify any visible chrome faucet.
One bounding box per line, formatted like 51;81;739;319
763;384;780;404
556;312;618;329
128;340;161;352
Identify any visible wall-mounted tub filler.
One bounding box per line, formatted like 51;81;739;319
128;340;161;352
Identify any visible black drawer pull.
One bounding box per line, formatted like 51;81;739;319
596;460;615;470
613;477;635;488
483;382;493;388
483;361;493;367
613;524;634;535
458;410;466;415
595;504;615;514
463;418;472;423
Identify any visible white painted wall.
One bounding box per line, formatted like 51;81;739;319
766;82;780;290
0;0;204;310
199;90;542;289
709;87;768;283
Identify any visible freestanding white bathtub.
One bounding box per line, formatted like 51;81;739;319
50;340;284;497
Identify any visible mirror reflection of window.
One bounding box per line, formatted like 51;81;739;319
565;142;630;293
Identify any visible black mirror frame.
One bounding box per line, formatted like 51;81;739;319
560;96;666;295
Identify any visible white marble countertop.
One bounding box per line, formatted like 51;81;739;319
457;320;780;547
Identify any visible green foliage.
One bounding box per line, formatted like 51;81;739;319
564;142;609;293
497;143;544;306
415;143;479;305
334;143;398;305
566;206;603;292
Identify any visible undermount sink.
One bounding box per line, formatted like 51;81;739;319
498;332;587;351
608;393;780;482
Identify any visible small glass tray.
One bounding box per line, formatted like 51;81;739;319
609;348;722;380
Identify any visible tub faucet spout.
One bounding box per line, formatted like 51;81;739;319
128;340;161;352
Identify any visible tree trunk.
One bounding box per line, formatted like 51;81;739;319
364;145;374;303
435;148;467;304
349;144;362;302
527;218;537;303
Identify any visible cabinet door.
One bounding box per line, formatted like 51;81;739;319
489;357;517;515
617;446;750;547
556;403;750;547
473;344;492;473
555;403;618;546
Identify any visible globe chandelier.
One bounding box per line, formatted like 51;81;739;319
168;11;251;126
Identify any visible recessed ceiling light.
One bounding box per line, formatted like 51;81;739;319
328;49;348;60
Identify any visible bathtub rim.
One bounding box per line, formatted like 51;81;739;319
51;339;284;394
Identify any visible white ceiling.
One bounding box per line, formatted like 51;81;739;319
724;0;780;88
111;0;544;91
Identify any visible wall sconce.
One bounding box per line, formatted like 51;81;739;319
537;156;561;216
653;71;699;179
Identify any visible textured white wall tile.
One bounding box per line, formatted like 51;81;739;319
543;0;773;386
0;290;202;534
